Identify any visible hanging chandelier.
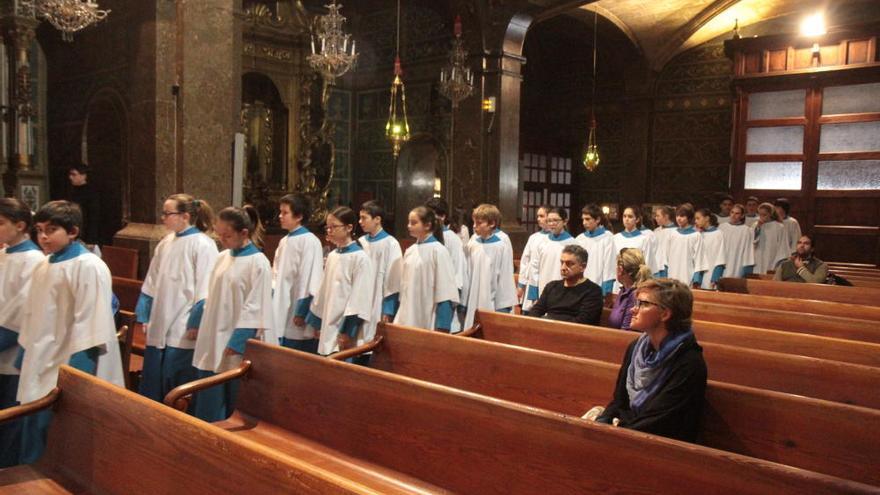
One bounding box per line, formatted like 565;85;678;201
37;0;110;42
438;15;474;109
583;9;600;172
307;1;358;83
385;0;409;158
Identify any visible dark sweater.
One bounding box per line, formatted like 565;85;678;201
597;334;707;443
526;278;603;325
68;183;101;245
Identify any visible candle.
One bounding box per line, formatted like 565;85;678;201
351;40;356;54
321;38;325;52
343;37;347;52
311;37;316;54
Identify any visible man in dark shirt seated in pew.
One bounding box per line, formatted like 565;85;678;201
527;244;603;325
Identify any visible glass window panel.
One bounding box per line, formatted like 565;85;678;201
819;122;880;153
744;162;802;190
823;83;880;115
748;90;805;120
540;170;546;182
746;126;804;154
817;160;880;190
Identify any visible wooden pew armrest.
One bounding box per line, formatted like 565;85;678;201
164;360;252;412
458;323;482;337
0;388;61;425
330;336;384;361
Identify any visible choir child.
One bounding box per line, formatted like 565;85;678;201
576;204;616;295
307;206;375;355
744;196;760;228
774;198;801;253
718;204;755;278
526;207;578;303
272;193;323;353
0;199;45;467
517;205;549;311
652;205;677;277
137;194;218;402
17;200;124;462
192;205;275;422
613;206;662;292
425;197;466;332
358;200;401;352
459;204;517;329
753;202;791;275
385;206;458;332
715;195;734;224
694;208;726;290
664;204;704;287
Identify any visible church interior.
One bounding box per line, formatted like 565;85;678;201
1;0;880;493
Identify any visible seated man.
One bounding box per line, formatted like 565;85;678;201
526;244;602;325
773;234;828;284
593;278;707;443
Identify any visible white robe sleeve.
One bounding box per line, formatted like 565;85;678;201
235;257;275;331
346;255;376;322
495;241;518;310
193;237;219;303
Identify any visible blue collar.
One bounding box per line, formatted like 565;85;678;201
493;228;505;236
703;226;718;233
49;242;88;263
584;226;607;238
6;239;40;254
663;223;676;229
417;235;438;245
176;226;200;237
539;230;550;236
676;226;697;235
287;226;310;237
336;241;363;254
620;229;642;238
477;234;501;244
549;231;572;242
442;226;450;232
231;243;259;257
366;229;390;242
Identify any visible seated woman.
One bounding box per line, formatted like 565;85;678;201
607;248;652;331
595;278;707;442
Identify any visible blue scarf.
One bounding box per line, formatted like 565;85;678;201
626;329;693;413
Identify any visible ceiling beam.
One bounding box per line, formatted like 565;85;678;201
651;0;740;70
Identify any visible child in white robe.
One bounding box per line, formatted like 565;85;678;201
426;197;466;332
358;200;401;360
460;204;517;330
576;204;616;295
753;203;792;274
613;206;663;292
273;194;323;354
694;208;726;290
136;194;218;403
774;198;802;253
665;204;705;287
17;200;124;462
719;204;755;278
518;205;549;311
715;195;734;225
385;206;459;332
744;196;760;228
192;206;275;422
308;206;375;356
652;205;677;278
526;207;578;305
0;199;45;467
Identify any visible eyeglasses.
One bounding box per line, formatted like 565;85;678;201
325;224;346;231
161;211;181;218
635;299;662;310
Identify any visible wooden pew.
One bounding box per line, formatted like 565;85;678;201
717;277;880;306
357;323;880;486
691;301;880;344
100;245;139;279
166;341;875;494
0;366;371;494
473;311;880;409
693;289;880;321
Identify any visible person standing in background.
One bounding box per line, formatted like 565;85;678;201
66;164;101;247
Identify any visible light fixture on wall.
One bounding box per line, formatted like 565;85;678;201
385;0;410;158
37;0;111;42
307;1;358;83
800;12;826;37
582;9;600;172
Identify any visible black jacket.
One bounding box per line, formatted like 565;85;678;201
526;278;603;325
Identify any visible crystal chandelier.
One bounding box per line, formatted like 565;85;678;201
438;16;474;109
37;0;110;42
582;9;600;172
385;0;409;158
307;1;358;83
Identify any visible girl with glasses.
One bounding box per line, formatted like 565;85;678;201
525;207;578;305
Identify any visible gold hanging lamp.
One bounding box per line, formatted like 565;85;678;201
583;9;600;172
386;0;410;157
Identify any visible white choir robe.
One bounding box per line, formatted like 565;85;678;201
0;241;45;376
272;226;323;342
442;227;467;333
141;228;218;350
745;215;759;228
652;225;676;275
575;227;616;295
461;234;518;329
715;214;731;225
696;227;726;289
17;243;124;403
360;230;402;343
753;221;791;274
665;227;704;286
518;230;548;310
457;225;471;247
781;216;802;252
193;245;276;373
612;230;662;293
390;236;459;331
719;222;755;278
528;231;578;300
310;243;375;355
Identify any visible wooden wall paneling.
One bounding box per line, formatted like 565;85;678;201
768;49;787;72
745;52;761;73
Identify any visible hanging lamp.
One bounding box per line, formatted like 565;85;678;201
583;9;600;172
385;0;410;158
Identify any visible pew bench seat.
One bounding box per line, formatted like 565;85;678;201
0;465;77;495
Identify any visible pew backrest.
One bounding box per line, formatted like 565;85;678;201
717;277;880;306
693;289;880;321
101;245;139;280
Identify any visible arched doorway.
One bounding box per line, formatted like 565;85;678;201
83;89;128;245
394;134;446;235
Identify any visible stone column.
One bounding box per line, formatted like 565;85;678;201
1;14;38;196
